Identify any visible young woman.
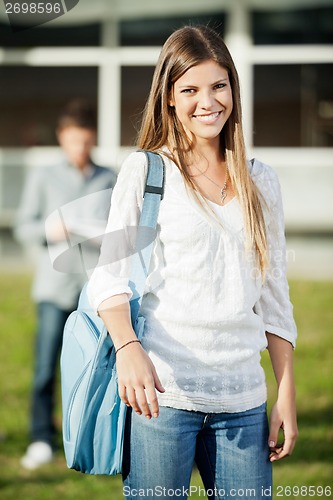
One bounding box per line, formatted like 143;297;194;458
88;25;298;499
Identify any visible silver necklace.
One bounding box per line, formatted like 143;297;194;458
194;164;228;205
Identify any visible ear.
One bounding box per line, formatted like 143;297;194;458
56;127;64;146
168;89;175;108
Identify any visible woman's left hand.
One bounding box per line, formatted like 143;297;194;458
268;394;298;462
266;333;298;462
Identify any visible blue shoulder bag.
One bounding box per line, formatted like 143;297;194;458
60;151;165;475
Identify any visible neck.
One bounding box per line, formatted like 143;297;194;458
71;160;91;173
190;141;225;171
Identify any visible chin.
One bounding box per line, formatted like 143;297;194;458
72;157;88;167
196;132;222;142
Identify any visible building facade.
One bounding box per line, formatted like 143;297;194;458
0;0;332;276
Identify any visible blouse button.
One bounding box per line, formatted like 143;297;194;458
211;386;216;392
184;385;189;390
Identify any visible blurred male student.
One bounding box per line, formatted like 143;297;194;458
15;99;117;469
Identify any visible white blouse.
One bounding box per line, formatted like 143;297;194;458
87;151;297;413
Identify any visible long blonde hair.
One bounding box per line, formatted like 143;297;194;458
137;25;268;278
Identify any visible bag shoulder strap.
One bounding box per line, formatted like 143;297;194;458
129;151;165;325
140;151;165;225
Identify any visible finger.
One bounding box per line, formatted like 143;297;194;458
145;385;159;418
126;387;142;415
269;444;283;462
152;368;165;394
268;421;281;451
118;384;130;406
270;447;289;462
276;437;296;459
283;436;297;456
135;387;152;419
270;438;296;462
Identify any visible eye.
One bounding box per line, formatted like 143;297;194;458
214;83;227;90
181;88;196;94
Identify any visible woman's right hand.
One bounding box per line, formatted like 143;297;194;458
116;342;165;419
97;294;164;418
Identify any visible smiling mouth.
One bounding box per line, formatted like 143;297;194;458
193;111;222;123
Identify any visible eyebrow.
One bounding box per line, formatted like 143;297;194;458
178;79;228;89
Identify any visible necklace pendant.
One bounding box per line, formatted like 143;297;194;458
220;187;227;204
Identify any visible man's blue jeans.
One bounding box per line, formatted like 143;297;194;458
122;403;272;499
30;302;71;447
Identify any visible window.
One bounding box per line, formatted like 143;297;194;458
0;22;100;47
0;66;98;147
121;66;155;146
253;64;333;147
253;7;333;45
120;13;225;46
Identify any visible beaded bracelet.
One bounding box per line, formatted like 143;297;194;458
115;339;141;355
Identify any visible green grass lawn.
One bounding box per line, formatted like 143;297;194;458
0;275;332;499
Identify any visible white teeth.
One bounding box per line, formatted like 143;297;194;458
194;112;220;122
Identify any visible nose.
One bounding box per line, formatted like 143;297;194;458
198;89;215;109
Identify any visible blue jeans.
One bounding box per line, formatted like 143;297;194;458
122;403;272;500
30;302;72;446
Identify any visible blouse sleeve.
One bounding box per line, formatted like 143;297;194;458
253;163;297;348
87;151;148;312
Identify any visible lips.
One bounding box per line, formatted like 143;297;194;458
193;111;221;123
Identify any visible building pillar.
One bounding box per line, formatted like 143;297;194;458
98;19;120;154
224;0;253;149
